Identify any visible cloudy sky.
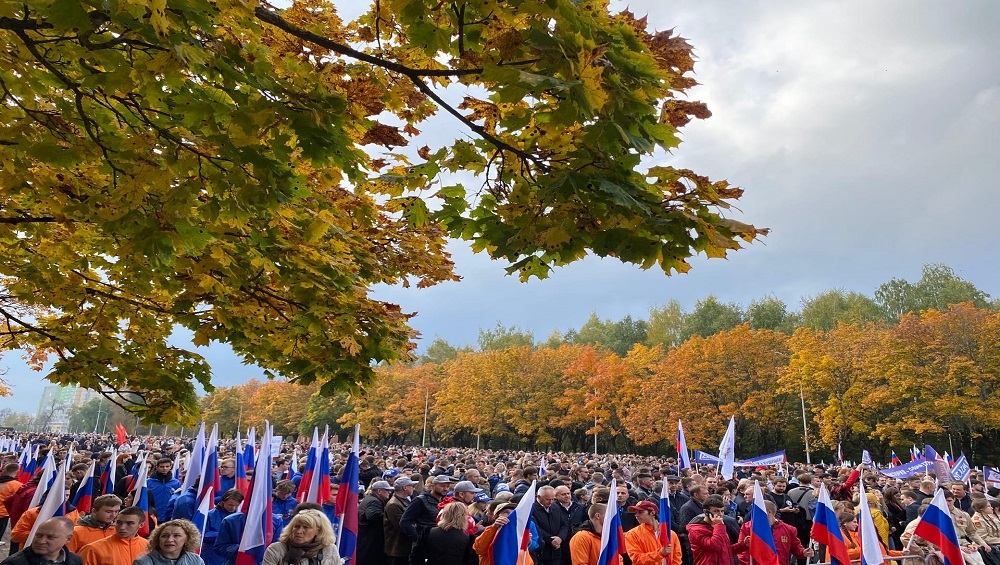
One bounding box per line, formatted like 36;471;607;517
2;0;998;413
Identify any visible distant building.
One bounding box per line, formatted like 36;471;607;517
35;386;92;432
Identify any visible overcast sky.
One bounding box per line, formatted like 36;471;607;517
2;0;998;414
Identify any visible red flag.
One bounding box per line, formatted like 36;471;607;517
116;423;128;446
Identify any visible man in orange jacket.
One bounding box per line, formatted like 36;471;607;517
0;463;24;544
570;503;620;565
67;495;122;552
624;500;682;565
77;506;148;565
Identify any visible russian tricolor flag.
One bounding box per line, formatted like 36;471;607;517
70;460;97;513
237;422;274;565
677;420;691;470
810;483;851;565
598;479;626;565
101;448;117;495
16;443;34;483
336;425;360;563
913;489;964;565
890;451;901;467
315;428;331;506
658;476;672;552
243;428;256;472
235;447;249;493
28;450;57;509
132;453;152;537
749;480;778;565
490;480;535;565
297;428;319;503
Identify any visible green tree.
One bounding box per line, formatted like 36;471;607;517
875;264;990;322
682;296;744;340
419;338;460;365
0;0;766;423
800;290;883;331
646;300;686;349
478;323;534;351
746;295;799;333
572;313;647;357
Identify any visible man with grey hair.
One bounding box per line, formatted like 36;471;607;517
453;481;482;505
2;517;81;565
532;485;570;565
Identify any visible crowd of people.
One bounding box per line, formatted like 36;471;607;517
0;432;999;565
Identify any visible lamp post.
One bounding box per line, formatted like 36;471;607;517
943;425;955;457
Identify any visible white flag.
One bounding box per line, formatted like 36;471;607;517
718;416;736;480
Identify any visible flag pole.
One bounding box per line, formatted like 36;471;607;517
799;383;811;465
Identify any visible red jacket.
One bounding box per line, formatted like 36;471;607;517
830;469;860;501
687;520;740;565
734;519;807;565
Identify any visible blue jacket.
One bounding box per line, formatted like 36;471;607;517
146;472;181;519
202;504;238;565
214;512;281;565
167;487;198;522
216;475;236;503
271;495;297;529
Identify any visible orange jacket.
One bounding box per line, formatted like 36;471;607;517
11;507;80;544
843;528;902;561
0;478;23;519
78;534;149;565
625;524;682;565
571;527;621;565
68;522;116;552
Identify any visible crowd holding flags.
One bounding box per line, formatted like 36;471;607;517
748;480;778;565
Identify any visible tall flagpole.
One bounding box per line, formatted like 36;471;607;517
800;383;811;464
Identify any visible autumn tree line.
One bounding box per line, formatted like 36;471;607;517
63;264;1000;464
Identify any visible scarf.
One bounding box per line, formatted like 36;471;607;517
284;540;323;564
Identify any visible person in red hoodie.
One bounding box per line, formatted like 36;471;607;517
686;496;740;565
733;500;814;565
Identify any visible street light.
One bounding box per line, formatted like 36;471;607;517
422;386;429;448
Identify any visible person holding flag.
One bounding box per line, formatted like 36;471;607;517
623;500;681;565
733;499;813;565
0;462;24;543
569;504;620;565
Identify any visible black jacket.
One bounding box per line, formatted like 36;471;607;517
531;502;570;562
399;492;444;542
1;547;83;565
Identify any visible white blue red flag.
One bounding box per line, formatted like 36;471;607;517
28;449;57;509
598;479;626;565
749;480;778;565
836;443;843;464
718;416;736;480
181;423;206;494
857;482;884;565
913;489;963;565
15;443;33;483
336;424;360;563
243;428;256;471
235;446;249;493
237;422;274;565
658;475;672;552
315;427;331;505
490;480;536;565
101;447;117;495
677;420;691;470
133;453;152;537
199;424;221;503
297;428;319;503
890;451;901;467
26;461;67;546
70;460;97;513
810;483;851;565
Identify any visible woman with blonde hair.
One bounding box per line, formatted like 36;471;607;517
426;502;476;565
262;509;341;565
133;519;204;565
